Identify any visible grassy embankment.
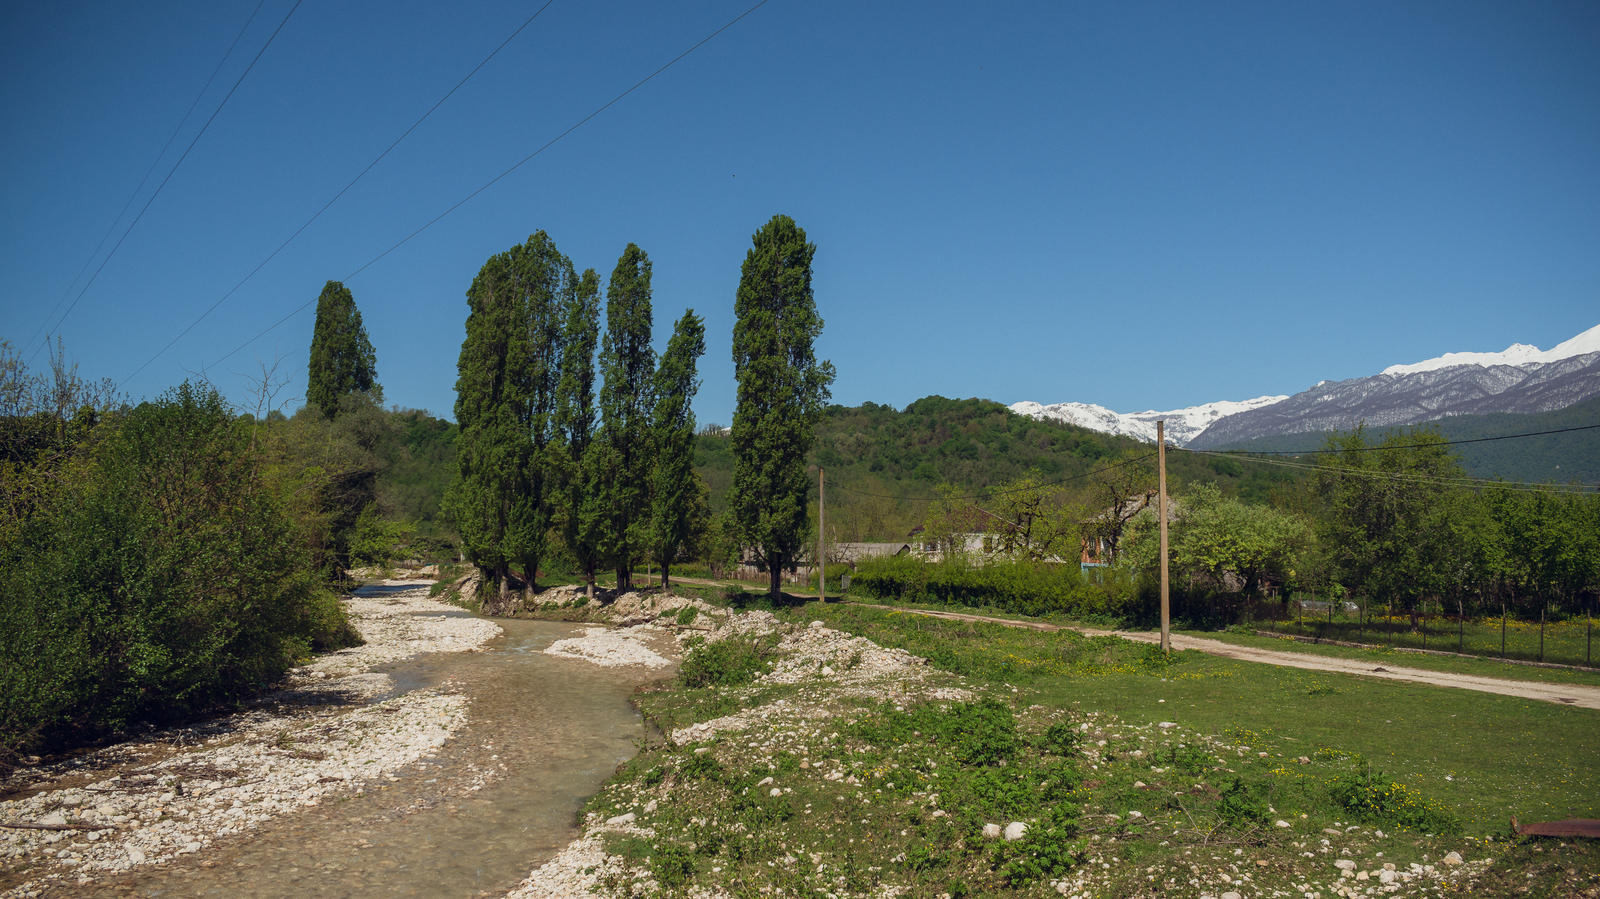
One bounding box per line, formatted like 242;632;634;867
571;594;1598;899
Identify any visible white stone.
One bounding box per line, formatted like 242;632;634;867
1003;822;1028;841
809;621;825;629
757;777;774;786
1335;859;1357;870
982;823;1002;839
820;666;835;676
1275;820;1291;828
1158;722;1177;728
1379;870;1396;884
604;812;636;826
643;800;657;813
1222;892;1242;899
1443;851;1463;866
127;848;145;864
769;788;782;797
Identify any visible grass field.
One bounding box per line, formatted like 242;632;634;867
569;590;1600;899
1252;608;1598;669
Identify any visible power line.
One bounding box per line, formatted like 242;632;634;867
22;0;269;363
33;0;306;364
190;0;776;379
828;452;1159;502
1205;422;1600;455
117;0;561;389
1179;446;1596;494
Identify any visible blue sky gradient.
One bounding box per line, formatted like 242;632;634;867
4;0;1597;422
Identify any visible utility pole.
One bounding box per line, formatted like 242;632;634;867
1158;420;1170;654
818;468;826;603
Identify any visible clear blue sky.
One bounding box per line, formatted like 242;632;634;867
4;0;1597;423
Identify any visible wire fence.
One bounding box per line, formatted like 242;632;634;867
1244;597;1598;669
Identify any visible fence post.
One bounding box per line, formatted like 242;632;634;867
1501;603;1507;659
1539;604;1545;664
1587;601;1592;667
1458;598;1464;654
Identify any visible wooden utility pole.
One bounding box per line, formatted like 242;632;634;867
818;468;826;602
1158;420;1170;654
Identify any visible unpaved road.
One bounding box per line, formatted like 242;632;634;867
847;602;1600;711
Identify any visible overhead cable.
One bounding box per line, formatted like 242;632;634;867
22;0;269;362
33;0;306;364
118;0;561;389
192;0;776;379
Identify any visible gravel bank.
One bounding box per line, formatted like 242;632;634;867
0;583;498;898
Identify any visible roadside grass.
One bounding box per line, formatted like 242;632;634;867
841;591;1600;689
1171;628;1600;689
579;601;1599;899
1251;612;1599;669
803;603;1600;832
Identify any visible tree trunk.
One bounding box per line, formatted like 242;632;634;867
661;560;671;593
496;562;510;616
769;560;781;598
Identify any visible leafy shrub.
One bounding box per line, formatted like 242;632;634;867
678;634;777;688
994;813;1082;883
677;753;724;782
1327;762;1460;834
851;554;1138;622
850;698;1018;767
675;606;698;626
1216;775;1272;826
652;844;697;888
0;383;360;755
1037;721;1084;756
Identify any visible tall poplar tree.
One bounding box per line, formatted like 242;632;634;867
650;310;706;589
729;215;835;598
556;268;604;598
598;244;656;590
306;280;378;419
447;232;569;612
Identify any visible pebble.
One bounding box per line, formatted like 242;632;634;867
0;584;496;895
1004;822;1028;841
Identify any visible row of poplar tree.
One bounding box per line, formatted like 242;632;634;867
447;214;833;611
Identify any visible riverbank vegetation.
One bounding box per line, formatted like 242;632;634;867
580;599;1597;899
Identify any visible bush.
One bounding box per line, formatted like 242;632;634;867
678;634;779;688
851;554;1138;622
1326;762;1460;834
0;383;360;755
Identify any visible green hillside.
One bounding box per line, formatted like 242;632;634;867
1209;394;1600;484
695;396;1305;541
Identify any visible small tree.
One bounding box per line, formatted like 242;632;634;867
650;310;706;589
556;268;604;598
729;215;836;598
306;280;379;419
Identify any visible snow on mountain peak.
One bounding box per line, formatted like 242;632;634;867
1010;395;1289;447
1382;323;1600;376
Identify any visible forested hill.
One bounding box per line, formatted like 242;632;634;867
1207;394;1600;484
694;396;1304;540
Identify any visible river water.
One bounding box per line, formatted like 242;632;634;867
69;616;659;899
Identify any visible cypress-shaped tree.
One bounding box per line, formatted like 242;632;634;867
598;243;656;590
650;310;706;589
556;268;604;598
305;280;378;419
729;215;835;598
446;233;569;612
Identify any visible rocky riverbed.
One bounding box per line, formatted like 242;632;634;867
0;582;499;898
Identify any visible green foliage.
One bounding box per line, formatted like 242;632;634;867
1216;775;1273;826
0;382;359;755
729;215;836;594
851;553;1137;621
850;698;1020;767
1327;761;1461;834
1037;720;1084;756
599;243;657;589
348;505;416;567
993;815;1083;884
555;265;604;589
305;280;379;419
447;232;570;608
674;605;699;626
1123;481;1314;594
678;634;779;688
651;310;707;584
652;843;697;888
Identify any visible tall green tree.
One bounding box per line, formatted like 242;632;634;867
598;243;657;590
446;233;569;612
729;215;836;597
1316;425;1471;627
650;310;706;588
556;268;604;598
306;280;379;419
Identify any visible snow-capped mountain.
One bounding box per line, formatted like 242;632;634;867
1186;323;1600;449
1010;396;1288;447
1012;322;1600;449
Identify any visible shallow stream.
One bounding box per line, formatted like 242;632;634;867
68;616;659;899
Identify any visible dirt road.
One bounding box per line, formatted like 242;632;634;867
846;602;1600;711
